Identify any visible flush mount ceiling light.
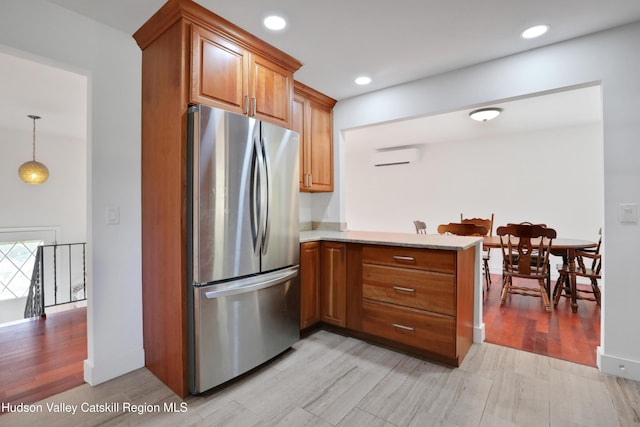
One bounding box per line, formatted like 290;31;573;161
18;114;49;184
521;24;549;39
469;107;503;122
355;76;372;85
263;15;286;31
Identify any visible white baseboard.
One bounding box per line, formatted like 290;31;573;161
83;348;145;386
597;346;640;382
473;323;485;343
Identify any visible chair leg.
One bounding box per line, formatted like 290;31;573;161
483;259;491;290
500;276;510;307
591;278;601;305
553;272;565;306
540;278;552;312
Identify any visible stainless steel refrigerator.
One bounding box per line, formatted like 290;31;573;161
187;104;300;394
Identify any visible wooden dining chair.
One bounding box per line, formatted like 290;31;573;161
553;228;602;307
461;214;494;290
437;222;488;236
497;223;556;312
414;220;427;234
504;221;552;293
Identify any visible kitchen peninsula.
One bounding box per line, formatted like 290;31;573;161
299;230;484;367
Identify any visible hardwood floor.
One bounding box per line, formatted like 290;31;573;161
483;274;601;367
0;308;86;412
2;330;639;426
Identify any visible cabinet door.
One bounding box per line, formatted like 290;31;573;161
308;100;334;192
292;93;308;190
191;25;248;115
320;242;347;327
300;242;321;329
249;54;293;128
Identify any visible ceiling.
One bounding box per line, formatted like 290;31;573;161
4;0;638;143
48;0;640;101
345;85;602;148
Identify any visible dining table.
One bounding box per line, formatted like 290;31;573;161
482;236;597;312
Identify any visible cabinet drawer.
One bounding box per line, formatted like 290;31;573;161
362;300;455;357
362;245;456;273
362;264;455;315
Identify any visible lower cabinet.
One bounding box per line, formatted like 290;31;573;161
300;242;321;329
299;240;475;366
319;241;347;327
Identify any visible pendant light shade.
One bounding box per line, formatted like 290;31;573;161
19;115;49;184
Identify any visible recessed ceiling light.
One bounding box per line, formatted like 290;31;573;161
264;15;286;31
355;76;372;85
521;24;549;39
469;107;503;122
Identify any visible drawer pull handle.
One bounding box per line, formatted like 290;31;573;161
393;286;415;293
392;323;415;331
393;255;415;262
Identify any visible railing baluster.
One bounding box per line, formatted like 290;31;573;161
53;246;58;306
68;244;72;302
23;242;87;318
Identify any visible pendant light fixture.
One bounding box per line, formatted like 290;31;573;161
18;114;49;184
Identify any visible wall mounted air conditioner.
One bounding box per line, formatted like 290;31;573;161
371;147;420;167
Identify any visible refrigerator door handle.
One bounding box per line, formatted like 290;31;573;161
250;133;265;255
261;132;272;255
203;266;298;299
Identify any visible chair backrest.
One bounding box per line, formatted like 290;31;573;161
437;222;489;236
414;220;427;235
496;223;556;276
460;213;494;236
577;227;602;274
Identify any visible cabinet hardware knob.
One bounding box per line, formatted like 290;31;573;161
392;323;415;331
244;95;249;115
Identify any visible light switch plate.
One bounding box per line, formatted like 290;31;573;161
105;206;120;225
619;203;638;224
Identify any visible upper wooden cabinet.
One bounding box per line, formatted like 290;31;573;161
192;24;294;127
135;0;301;126
293;81;336;192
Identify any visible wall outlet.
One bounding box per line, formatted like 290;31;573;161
105;206;120;225
619;203;638;224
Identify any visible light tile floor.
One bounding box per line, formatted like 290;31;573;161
2;330;639;426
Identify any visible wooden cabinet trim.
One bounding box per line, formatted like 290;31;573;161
134;0;302;73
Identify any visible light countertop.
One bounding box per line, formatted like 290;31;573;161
300;230;481;251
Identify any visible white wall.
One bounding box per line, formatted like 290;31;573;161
0;0;143;385
325;22;640;381
344;123;604;275
0;128;87;243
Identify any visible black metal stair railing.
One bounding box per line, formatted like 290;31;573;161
24;245;44;318
24;242;87;318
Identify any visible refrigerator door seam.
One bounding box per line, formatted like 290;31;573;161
250;132;265;256
261;127;272;256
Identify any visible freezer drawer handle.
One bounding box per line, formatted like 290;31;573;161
204;267;298;299
392;323;415;331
